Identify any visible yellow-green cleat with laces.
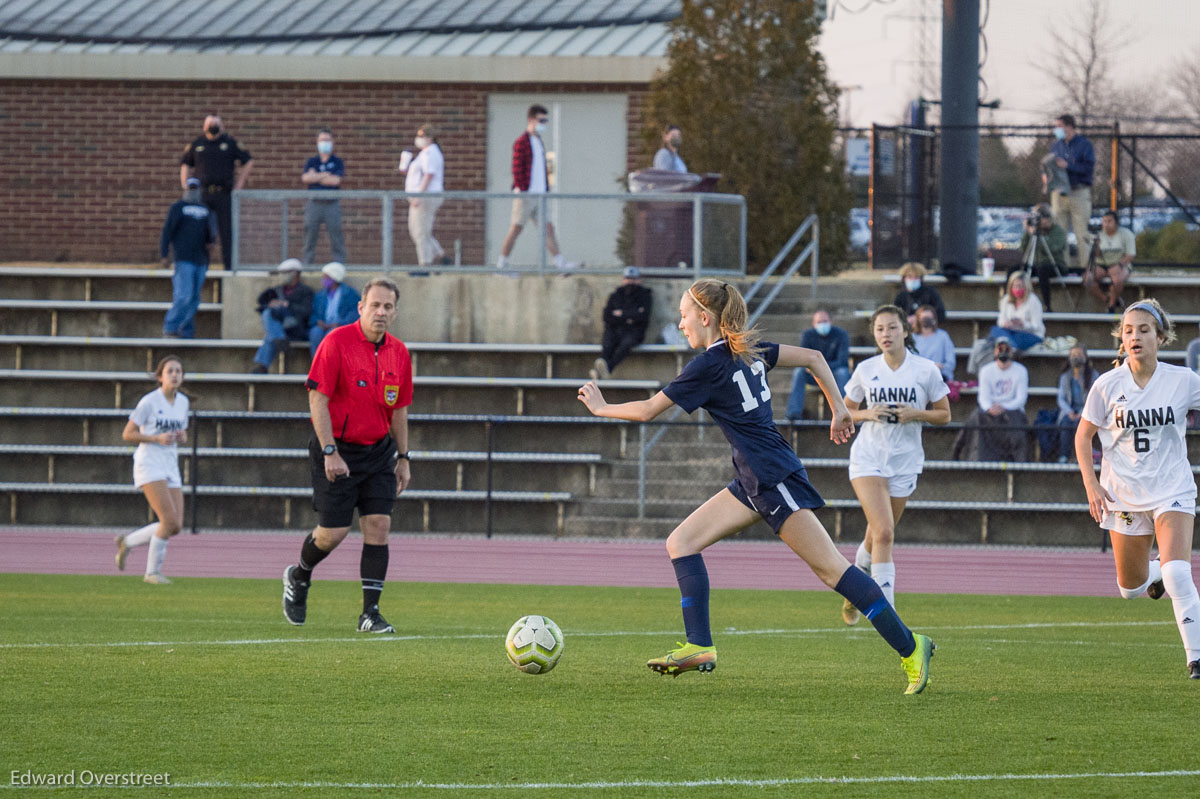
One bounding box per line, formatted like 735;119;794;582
647;642;717;676
900;633;935;695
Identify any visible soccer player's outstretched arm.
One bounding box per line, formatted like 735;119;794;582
577;384;675;423
775;345;854;444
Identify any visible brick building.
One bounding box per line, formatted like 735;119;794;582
0;1;677;264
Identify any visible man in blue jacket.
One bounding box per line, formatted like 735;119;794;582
309;262;361;353
786;309;851;420
1050;114;1094;270
160;177;218;338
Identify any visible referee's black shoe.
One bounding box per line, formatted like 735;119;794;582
282;565;309;626
358;605;395;634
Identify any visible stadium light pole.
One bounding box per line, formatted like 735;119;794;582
938;0;980;274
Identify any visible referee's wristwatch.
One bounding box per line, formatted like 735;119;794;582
322;444;337;456
397;451;411;461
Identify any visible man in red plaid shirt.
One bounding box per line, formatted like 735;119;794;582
496;104;578;272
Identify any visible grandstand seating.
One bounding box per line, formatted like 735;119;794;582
1;265;1197;545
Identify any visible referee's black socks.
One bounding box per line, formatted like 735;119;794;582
361;543;389;613
294;533;330;583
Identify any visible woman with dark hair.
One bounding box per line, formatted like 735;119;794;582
1055;344;1099;463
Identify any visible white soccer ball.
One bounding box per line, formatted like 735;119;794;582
505;615;564;674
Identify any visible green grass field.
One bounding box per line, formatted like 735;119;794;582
2;573;1198;797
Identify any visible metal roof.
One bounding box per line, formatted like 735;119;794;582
0;0;678;46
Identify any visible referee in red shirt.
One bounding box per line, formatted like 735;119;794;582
282;277;412;633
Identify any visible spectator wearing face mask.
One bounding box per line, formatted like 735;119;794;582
180;114;253;270
913;304;956;382
990;271;1045;351
953;338;1030;462
653;125;687;173
301;128;347;266
786;309;850;420
1055;345;1099;463
309;262;360;353
893;263;946;326
398;124;447;269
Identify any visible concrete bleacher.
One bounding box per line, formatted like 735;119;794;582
2;264;1198;543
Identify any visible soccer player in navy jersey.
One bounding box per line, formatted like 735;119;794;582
578;279;936;694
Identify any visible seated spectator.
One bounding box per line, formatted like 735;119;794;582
913;303;956;381
954;338;1029;462
250;258;314;374
893;262;945;326
1187;322;1200;374
592;267;653;379
990;271;1045;352
1054;345;1099;463
786;309;850;420
1084;210;1135;313
309;261;360;354
1014;203;1067;311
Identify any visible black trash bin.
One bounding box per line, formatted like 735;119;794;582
628;169;720;269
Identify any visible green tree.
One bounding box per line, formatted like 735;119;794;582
642;0;850;272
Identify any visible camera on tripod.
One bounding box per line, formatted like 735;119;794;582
1026;211;1047;227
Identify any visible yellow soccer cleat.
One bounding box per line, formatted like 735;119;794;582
841;597;861;626
647;642;717;676
900;633;935;695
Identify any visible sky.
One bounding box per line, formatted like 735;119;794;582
817;0;1200;128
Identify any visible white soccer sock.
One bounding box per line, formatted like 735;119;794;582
146;535;168;577
871;562;896;606
854;540;872;572
1117;562;1160;599
124;523;158;549
1161;560;1200;663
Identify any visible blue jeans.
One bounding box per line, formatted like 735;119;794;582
989;325;1042;352
786;364;850;419
309;323;333;354
1057;413;1081;461
253;308;309;367
163;260;207;338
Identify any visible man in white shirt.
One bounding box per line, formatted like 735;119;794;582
1084;210;1136;313
653;125;687;173
956;338;1031;461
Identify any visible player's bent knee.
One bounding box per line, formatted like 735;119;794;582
1117;581;1148;600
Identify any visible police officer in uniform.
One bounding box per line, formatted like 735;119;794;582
282;277;413;634
180;114;253;270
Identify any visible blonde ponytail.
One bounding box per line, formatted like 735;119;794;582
687;279;762;365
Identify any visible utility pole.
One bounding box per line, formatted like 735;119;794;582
938;0;979;274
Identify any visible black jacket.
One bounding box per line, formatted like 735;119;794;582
255;281;315;327
603;284;653;332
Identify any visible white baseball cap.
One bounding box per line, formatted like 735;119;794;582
321;262;346;283
275;258;303;273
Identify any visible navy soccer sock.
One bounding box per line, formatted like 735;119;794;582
360;543;389;613
671;553;713;647
294;533;330;583
834;565;916;657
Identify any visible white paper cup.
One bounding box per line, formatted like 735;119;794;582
398;150;413;170
981;257;995;278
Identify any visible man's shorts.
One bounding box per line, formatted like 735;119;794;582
134;449;182;489
727;469;825;534
510;195;542;227
847;464;919;498
310;436;398;528
1101;494;1196;536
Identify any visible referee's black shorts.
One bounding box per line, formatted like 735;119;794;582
309;435;399;528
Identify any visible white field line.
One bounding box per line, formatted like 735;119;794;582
120;769;1200;791
0;619;1175;650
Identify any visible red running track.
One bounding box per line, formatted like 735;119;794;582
5;528;1194;597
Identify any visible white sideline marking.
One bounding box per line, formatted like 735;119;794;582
157;769;1200;790
0;619;1175;650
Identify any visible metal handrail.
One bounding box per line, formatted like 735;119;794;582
231;188;747;276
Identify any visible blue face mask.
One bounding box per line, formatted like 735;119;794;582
904;278;921;293
815;322;832;336
1053;126;1066;140
317;140;333;155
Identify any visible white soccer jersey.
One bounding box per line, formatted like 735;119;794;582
844;351;949;477
1082;361;1200;511
129;388;189;467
